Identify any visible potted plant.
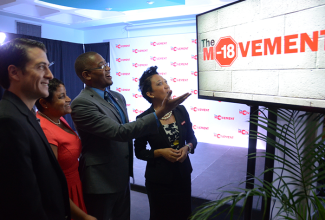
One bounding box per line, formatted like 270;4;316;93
191;108;325;220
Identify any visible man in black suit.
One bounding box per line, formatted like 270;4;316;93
0;38;70;219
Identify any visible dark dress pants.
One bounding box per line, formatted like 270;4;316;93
84;183;130;220
146;169;192;220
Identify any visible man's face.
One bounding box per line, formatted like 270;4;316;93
86;53;112;90
20;47;53;100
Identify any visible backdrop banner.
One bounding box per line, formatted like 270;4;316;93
110;33;266;149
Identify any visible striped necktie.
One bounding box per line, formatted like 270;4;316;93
104;91;126;124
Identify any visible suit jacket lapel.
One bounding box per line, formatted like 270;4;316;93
3;91;61;168
109;91;129;123
173;107;185;147
84;87;123;123
148;106;171;147
27;112;60;161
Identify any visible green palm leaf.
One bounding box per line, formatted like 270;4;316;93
191;109;325;220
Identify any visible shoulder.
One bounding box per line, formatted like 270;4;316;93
175;105;187;113
71;89;97;107
174;105;190;120
0;101;25;123
137;106;153;119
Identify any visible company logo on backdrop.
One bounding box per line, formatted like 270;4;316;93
170;62;189;67
116;44;130;49
150;56;167;61
170;78;189;82
191;71;197;76
126;104;131;107
192;39;197;44
132;77;139;82
116;58;130;62
172;95;177;99
193;125;209;130
133;109;144;114
190;106;209;112
214;133;234;139
238;129;249;135
116;88;130;92
239;109;250;115
171;46;189;51
132;63;148;68
202;30;325;67
132;49;148;53
116;72;130;76
214;115;235;120
150;41;167;46
191;55;197;60
132;93;143;98
191;89;198;95
159;72;167;75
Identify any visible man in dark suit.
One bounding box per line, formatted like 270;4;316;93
0;38;70;220
71;51;190;220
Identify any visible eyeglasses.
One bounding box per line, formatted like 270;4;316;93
85;62;109;71
49;61;55;67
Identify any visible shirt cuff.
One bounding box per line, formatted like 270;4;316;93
153;112;160;128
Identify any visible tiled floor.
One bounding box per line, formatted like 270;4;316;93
131;142;266;220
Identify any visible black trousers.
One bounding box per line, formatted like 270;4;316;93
84;184;130;220
146;172;191;220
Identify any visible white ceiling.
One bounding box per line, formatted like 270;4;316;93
0;0;238;30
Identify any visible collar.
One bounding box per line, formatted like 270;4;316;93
2;90;34;116
89;87;109;100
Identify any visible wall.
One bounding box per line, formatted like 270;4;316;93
83;22;196;43
0;13;196;44
0;13;84;43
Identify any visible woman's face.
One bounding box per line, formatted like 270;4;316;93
47;84;71;117
147;74;170;102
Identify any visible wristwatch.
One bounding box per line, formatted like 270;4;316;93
186;144;191;154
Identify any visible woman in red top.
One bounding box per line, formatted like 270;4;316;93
36;78;96;220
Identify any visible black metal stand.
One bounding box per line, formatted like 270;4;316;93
244;105;259;220
261;107;278;220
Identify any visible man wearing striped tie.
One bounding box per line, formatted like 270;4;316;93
71;52;190;220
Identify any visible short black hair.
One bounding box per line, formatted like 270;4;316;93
35;78;64;112
0;38;46;89
74;51;99;82
139;66;159;103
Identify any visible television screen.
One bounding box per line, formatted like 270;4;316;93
196;0;325;112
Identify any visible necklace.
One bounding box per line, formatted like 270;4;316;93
38;111;60;125
154;109;172;120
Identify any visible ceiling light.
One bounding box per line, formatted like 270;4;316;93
0;32;6;45
147;1;154;4
35;0;75;10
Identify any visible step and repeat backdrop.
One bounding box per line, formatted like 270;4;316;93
110;33;266;149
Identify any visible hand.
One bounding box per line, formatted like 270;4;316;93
83;215;97;220
176;146;188;163
155;90;191;119
159;148;181;163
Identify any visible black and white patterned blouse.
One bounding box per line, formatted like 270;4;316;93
162;122;180;150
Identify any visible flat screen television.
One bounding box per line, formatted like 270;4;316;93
196;0;325;113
